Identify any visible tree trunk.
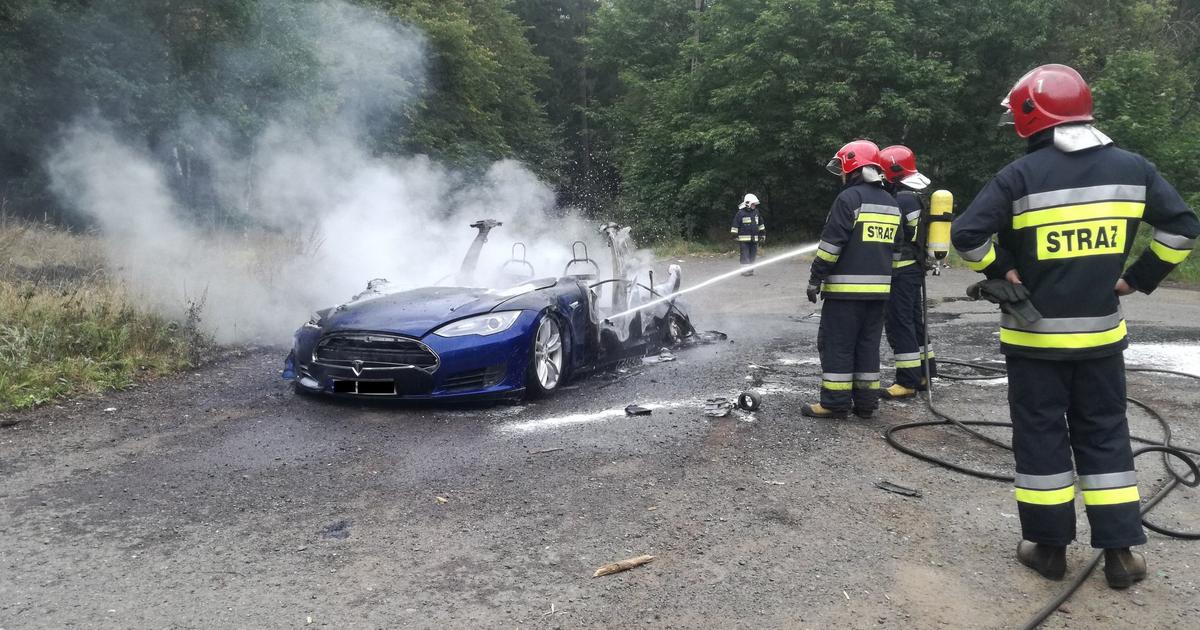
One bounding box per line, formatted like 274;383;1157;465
577;6;591;204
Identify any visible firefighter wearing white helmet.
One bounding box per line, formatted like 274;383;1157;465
731;193;766;276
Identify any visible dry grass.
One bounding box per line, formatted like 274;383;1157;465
0;221;204;411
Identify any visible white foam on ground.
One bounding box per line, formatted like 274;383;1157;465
501;406;633;432
961;377;1008;387
1124;343;1200;376
773;356;821;366
500;400;704;433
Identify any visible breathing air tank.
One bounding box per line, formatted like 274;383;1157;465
927;189;953;261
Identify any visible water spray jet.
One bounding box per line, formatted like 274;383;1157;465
604;242;821;323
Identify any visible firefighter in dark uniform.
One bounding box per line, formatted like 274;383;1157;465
952;64;1200;588
878;145;937;398
731;193;766;275
802;140;903;419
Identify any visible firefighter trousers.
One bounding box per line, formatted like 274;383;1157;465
884;267;936;388
818;298;884;413
1007;353;1146;549
739;241;758;265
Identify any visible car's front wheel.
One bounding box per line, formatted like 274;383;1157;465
663;312;690;345
526;314;565;397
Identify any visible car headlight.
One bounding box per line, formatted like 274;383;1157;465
433;311;522;337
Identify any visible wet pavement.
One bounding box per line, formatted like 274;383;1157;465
2;255;1200;629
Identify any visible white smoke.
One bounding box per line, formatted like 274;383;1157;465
46;0;602;344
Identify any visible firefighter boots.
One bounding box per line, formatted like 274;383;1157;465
1017;540;1067;581
800;403;847;419
881;383;918;399
881;378;928;400
1103;548;1147;589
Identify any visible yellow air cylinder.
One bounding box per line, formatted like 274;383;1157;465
927;189;953;260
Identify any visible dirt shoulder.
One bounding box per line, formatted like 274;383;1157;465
2;256;1199;629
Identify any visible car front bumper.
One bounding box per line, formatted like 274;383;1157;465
283;311;537;400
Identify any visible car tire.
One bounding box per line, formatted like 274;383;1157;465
663;312;690;345
526;313;566;398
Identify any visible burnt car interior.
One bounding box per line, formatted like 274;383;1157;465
451;219;694;359
436;219;693;364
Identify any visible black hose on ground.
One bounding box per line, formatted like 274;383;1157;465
889;269;1200;629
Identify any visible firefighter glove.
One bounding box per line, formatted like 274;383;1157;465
806;283;821;303
966;279;1042;326
967;278;1028;304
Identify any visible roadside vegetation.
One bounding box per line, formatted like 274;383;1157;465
0;222;207;412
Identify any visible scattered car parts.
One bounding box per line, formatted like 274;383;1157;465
737;391;762;412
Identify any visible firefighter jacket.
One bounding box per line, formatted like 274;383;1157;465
809;181;903;300
731;207;766;242
890;188;925;272
952;132;1200;360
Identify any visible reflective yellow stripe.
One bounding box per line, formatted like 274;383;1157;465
1150;240;1191;264
823;283;891;293
730;227;739;233
1082;486;1140;506
1011;201;1144;230
892;259;916;268
857;212;901;225
822;381;853;391
737;236;755;242
895;359;922;369
1014;485;1075;505
815;249;839;262
1000;321;1127;349
853;381;880;389
965;244;997;271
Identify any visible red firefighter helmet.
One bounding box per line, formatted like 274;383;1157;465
826;140;881;176
1001;64;1094;138
879;145;931;190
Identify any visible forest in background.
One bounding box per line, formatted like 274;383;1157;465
2;0;1199;241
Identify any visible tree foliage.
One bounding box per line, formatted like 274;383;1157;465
1;0;1198;234
590;0;1200;239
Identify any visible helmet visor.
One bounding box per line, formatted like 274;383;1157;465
825;157;843;176
900;172;931;190
998;95;1014;126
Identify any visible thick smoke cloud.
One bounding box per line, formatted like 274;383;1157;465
46;1;598;344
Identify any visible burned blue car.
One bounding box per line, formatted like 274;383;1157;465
282;220;693;400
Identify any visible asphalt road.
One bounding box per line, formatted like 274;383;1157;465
3;253;1200;629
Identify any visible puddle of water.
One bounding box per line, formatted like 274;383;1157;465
1125;343;1200;375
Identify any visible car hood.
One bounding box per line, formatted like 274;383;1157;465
321;281;553;338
